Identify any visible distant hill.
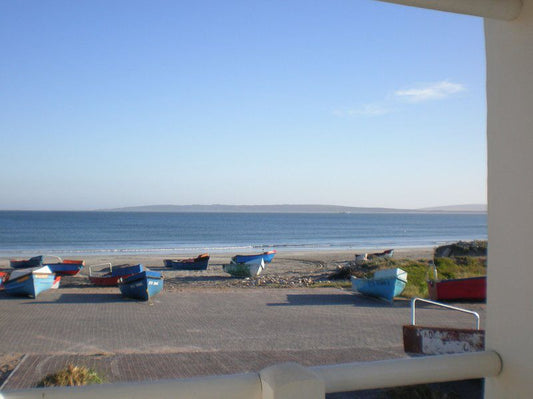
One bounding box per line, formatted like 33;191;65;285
420;204;487;212
100;203;487;213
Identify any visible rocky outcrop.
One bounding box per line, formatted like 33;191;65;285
434;240;487;258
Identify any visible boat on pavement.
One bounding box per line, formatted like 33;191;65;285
232;250;276;264
89;263;144;286
427;262;486;301
223;258;265;278
351;268;408;302
118;270;163;301
4;266;56;298
164;253;209;270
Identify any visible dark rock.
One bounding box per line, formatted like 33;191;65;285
434;241;487;258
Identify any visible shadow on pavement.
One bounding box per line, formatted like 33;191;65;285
21;293;124;304
267;293;411;308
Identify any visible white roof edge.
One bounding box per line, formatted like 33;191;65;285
375;0;522;21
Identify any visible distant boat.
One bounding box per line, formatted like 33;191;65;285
43;256;85;276
10;255;43;269
223;258;265;278
4;266;56;298
368;249;394;259
351;268;408;302
118;270;164;301
164;253;209;270
426;262;486;301
89;263;144;286
232;250;276;264
354;253;368;264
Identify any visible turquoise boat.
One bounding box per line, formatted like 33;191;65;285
4;266;56;298
232;250;276;264
118;270;163;301
351;268;408;302
223;258;265;278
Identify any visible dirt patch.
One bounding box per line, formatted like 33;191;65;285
0;354;24;388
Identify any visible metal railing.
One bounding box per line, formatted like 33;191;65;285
0;351;502;399
410;297;481;330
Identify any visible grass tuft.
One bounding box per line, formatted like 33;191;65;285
38;364;103;387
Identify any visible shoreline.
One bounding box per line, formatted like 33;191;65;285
0;247;434;269
0;247;435;291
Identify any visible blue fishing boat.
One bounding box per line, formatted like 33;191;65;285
43;256;85;276
164;253;209;270
10;255;43;269
118;270;163;301
232;250;276;264
89;263;144;286
4;266;56;298
351;268;408;302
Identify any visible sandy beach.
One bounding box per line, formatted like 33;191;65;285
0;247;434;290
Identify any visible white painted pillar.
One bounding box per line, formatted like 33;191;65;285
375;0;522;20
259;363;325;399
485;0;533;397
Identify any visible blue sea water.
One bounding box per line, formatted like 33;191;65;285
0;211;487;257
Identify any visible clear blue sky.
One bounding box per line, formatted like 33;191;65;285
0;1;487;210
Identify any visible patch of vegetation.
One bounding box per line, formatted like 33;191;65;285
37;364;103;387
310;280;352;288
328;255;486;298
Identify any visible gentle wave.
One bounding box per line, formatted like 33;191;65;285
0;211;487;257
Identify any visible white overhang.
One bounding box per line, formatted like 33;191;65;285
375;0;522;20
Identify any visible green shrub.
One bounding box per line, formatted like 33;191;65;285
38;364;103;387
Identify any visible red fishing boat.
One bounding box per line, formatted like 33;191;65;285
89;263;144;286
0;271;8;290
44;256;85;276
427;276;486;301
427;262;486;301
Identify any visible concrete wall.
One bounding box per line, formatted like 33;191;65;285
378;0;533;396
485;0;533;397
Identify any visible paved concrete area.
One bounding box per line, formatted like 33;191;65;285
0;287;485;390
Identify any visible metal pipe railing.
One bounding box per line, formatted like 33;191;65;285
1;351;502;399
411;297;481;330
0;372;262;399
311;350;501;393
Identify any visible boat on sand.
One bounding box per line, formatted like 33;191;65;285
10;255;43;269
164;254;209;270
232;250;276;264
89;263;144;286
223;258;265;278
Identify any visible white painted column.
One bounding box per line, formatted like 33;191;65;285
485;0;533;396
259;363;325;399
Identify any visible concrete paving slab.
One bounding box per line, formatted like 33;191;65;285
0;287;485;392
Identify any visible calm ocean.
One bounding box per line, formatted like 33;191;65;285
0;211;487;256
